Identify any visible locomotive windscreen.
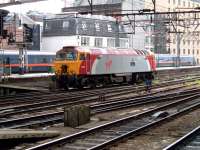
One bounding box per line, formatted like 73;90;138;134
56;48;77;61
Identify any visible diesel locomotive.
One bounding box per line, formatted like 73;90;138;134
54;46;156;89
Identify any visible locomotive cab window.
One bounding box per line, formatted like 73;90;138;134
79;53;86;60
56;51;77;61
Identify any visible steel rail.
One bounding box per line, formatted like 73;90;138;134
0;83;195;117
0;76;198;110
0;86;198;129
26;94;200;150
0;75;199;104
163;125;200;150
0;87;199;129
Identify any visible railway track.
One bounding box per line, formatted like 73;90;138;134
0;83;195;117
164;125;200;150
0;76;199;108
25;93;200;150
0;86;199;129
1;73;199;101
0;77;198;129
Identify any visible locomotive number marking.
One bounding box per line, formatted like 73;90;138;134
130;61;135;66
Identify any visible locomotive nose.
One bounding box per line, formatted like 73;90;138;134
61;65;68;73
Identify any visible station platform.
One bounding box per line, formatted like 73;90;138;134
156;65;200;71
0;129;60;140
1;66;200;79
0;84;48;92
1;73;54;80
0;73;54;94
0;66;200;81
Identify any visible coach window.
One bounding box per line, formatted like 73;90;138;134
5;57;10;64
42;57;47;63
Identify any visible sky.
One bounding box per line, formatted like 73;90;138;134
3;0;74;14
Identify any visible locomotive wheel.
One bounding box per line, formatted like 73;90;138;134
77;79;84;89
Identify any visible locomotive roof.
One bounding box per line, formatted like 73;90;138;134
60;46;152;56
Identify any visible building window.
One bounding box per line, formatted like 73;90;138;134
119;39;128;48
173;38;176;44
183;49;185;54
168;0;170;4
183;39;185;45
173;48;176;54
178;0;181;5
197;58;199;64
188;49;190;54
183;1;185;6
95;38;103;47
197;50;199;55
107;38;115;47
193;49;194;54
95;22;100;32
63;21;69;30
107;24;112;32
81;37;90;46
119;25;123;32
81;21;87;31
173;0;176;5
44;23;51;30
188;40;190;45
145;37;150;44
